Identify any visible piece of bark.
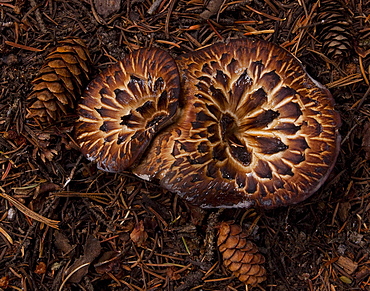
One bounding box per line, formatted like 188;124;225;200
200;0;223;19
66;235;101;283
130;220;148;247
336;256;358;275
54;231;75;255
94;0;121;18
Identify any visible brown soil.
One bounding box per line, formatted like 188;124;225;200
0;0;369;290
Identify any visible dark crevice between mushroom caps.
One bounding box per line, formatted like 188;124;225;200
124;103;183;169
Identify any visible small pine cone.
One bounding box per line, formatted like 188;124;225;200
353;5;370;60
315;0;353;61
217;222;266;287
26;37;91;124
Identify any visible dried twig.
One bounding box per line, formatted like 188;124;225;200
0;190;60;229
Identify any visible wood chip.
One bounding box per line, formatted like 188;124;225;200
336;256;358;275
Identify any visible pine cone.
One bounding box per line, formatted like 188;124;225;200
315;0;353;61
353;4;370;60
217;222;266;286
26;37;91;124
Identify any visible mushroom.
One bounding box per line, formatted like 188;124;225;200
76;39;341;209
133;39;341;209
75;47;181;172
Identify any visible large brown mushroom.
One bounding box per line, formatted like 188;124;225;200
75;47;181;172
75;39;341;289
76;38;341;209
133;39;341;209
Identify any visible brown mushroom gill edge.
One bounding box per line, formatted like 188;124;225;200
75;47;181;172
76;39;341;209
133;39;341;209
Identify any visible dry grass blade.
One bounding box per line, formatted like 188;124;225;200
325;73;364;88
50;191;111;204
244;29;275;35
0;192;59;229
4;40;43;52
244;4;285;21
359;57;369;85
0;224;13;244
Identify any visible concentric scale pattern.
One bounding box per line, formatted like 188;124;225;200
133;39;341;208
76;39;341;209
75;48;180;172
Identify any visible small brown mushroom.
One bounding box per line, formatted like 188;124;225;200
133;39;341;209
75;48;181;172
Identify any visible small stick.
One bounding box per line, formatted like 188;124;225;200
29;0;47;33
148;0;164;15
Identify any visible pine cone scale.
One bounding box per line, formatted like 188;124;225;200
43;94;59;102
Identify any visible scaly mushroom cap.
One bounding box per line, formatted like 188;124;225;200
133;39;341;208
75;48;180;172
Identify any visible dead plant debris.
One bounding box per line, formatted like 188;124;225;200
0;0;369;290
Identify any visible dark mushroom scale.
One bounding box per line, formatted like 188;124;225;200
75;48;181;172
133;39;341;208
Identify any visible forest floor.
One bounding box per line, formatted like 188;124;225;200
0;0;369;290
